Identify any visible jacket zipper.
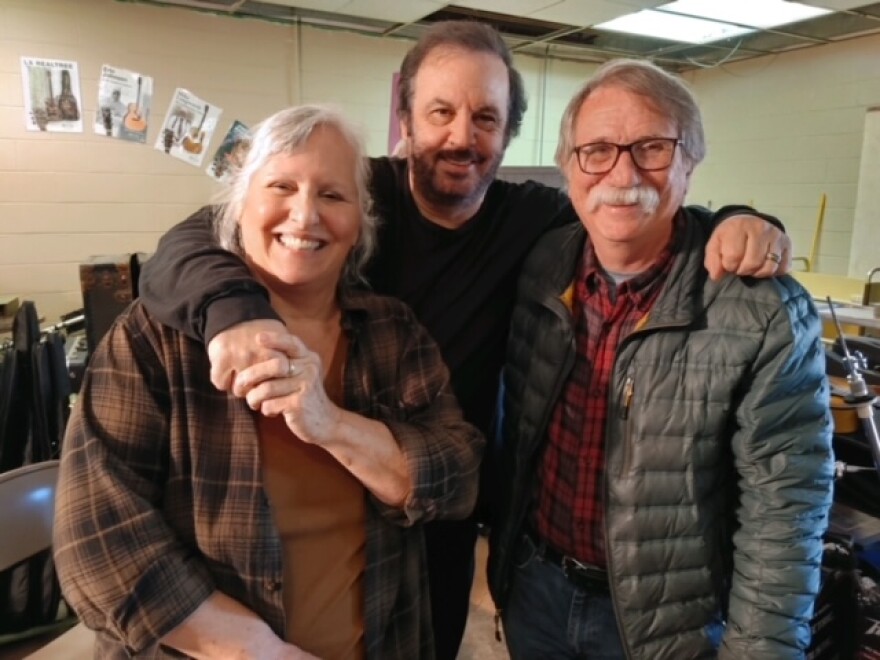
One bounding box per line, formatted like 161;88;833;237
621;376;634;420
613;315;689;475
605;320;687;660
619;369;635;475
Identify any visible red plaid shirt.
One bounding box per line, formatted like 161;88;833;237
532;223;678;567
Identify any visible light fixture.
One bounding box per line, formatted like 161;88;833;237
595;10;751;44
595;0;832;45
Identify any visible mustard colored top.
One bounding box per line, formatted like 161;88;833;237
258;335;366;659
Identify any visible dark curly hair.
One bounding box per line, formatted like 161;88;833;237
397;20;527;147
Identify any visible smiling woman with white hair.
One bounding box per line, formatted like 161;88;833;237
53;104;483;660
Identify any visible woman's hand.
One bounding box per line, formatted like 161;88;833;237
232;331;342;446
232;331;412;507
160;591;322;660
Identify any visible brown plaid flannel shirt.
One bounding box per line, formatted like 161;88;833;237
54;290;483;659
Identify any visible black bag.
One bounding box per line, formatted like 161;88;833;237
0;301;69;634
812;534;861;659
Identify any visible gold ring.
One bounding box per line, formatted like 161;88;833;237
765;252;782;264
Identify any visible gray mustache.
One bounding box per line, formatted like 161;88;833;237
588;186;659;212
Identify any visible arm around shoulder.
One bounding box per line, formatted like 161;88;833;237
139;206;280;343
697;204;792;279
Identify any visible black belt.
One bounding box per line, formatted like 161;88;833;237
527;532;610;593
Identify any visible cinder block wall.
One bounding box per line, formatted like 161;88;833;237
1;0;411;322
1;0;298;321
684;40;880;276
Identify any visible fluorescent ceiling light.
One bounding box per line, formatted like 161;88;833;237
596;10;751;44
595;0;832;45
660;0;831;29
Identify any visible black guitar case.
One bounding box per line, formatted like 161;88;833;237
0;301;66;633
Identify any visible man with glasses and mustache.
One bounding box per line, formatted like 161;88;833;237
139;23;793;660
487;58;833;660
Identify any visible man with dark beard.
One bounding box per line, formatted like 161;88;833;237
138;21;791;660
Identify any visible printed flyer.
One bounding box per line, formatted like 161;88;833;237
206;120;251;182
154;88;222;167
21;57;83;132
94;64;153;143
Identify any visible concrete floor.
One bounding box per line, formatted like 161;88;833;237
458;536;510;660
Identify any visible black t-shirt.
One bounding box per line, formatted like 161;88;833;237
365;158;572;432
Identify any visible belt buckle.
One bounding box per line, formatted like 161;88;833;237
562;556;607;589
562;555;584;580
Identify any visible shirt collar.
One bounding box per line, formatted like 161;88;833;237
579;210;684;309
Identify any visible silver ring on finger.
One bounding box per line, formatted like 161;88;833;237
765;251;782;264
287;360;299;377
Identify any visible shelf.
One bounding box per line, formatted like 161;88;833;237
817;301;880;331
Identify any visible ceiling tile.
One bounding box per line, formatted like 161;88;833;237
257;0;351;10
139;0;880;73
257;0;443;21
450;0;560;15
528;0;664;26
798;0;877;9
338;0;446;23
610;0;670;7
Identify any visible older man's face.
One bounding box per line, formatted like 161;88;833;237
565;85;692;268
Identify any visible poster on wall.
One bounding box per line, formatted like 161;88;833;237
206;121;251;183
94;65;153;143
20;57;83;132
154;88;222;167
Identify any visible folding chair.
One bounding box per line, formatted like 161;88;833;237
0;460;78;651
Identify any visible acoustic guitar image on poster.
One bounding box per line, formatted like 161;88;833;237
43;69;61;122
20;57;84;132
182;104;209;155
95;65;153;142
56;69;80;121
154;88;222;167
123;76;147;135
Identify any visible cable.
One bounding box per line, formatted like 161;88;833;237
684;38;745;69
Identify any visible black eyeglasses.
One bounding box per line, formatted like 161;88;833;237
573;138;681;175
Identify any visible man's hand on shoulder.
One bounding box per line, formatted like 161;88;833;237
705;214;792;281
207;319;289;391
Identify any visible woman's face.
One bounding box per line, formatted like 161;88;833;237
239;125;361;296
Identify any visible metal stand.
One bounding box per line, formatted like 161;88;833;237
827;296;880;475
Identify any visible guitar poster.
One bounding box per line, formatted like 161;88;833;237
154;88;223;167
206;120;251;183
20;57;83;133
94;65;153;143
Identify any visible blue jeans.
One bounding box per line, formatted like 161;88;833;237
502;534;626;660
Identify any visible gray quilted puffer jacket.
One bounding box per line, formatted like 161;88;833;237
488;209;834;660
